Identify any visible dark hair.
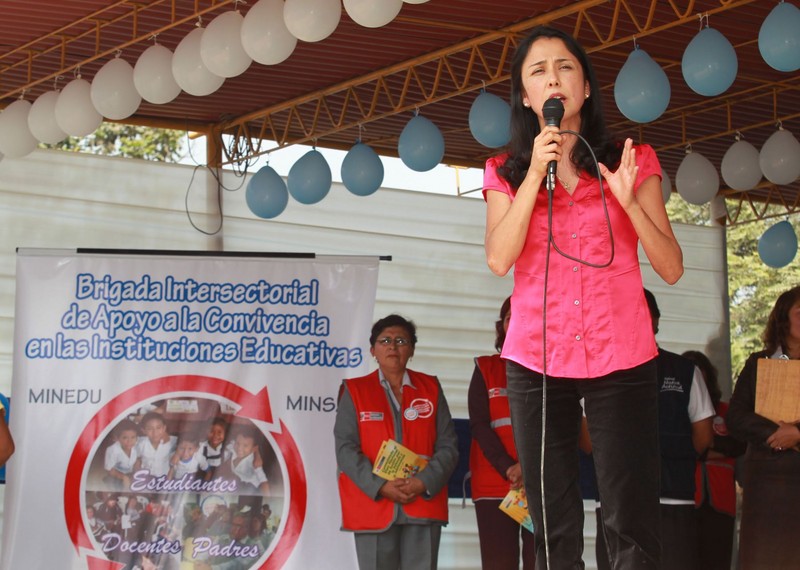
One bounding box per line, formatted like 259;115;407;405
210;417;229;432
499;26;622;189
682;350;721;408
177;431;200;446
235;425;259;443
494;296;511;352
140;411;166;428
369;314;417;347
763;285;800;355
643;288;660;320
115;419;140;437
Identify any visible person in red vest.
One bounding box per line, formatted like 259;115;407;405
334;314;459;570
469;296;535;569
682;350;746;570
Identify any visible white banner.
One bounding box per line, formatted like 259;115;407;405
3;250;379;569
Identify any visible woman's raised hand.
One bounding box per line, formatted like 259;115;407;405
599;138;638;210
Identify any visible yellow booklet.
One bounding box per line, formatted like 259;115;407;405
499;487;534;533
372;439;428;481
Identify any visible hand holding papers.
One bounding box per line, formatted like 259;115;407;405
372;439;428;481
499;487;534;533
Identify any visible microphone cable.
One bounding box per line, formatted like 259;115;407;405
539;129;617;570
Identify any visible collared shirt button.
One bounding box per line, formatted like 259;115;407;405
571;233;577;239
575;334;582;341
573;266;578;272
569;201;574;206
574;299;580;306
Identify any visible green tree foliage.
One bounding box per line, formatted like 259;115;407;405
726;210;800;377
667;195;800;379
46;123;186;162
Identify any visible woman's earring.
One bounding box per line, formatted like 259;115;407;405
523;101;530;108
585;92;590;99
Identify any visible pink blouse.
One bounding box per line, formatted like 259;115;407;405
483;145;661;379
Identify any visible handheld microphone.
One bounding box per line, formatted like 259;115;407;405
542;98;565;193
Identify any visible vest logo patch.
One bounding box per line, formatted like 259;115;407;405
407;398;434;419
359;411;384;421
661;377;684;393
488;388;507;398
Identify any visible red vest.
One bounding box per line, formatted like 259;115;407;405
694;402;736;516
338;369;449;531
469;354;519;500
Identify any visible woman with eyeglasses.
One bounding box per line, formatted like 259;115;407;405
334;314;459;570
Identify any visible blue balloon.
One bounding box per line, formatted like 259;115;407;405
341;142;384;196
469;91;511;148
246;164;288;219
759;1;800;72
287;149;332;205
758;220;798;268
614;47;671;123
398;114;444;172
682;27;738;96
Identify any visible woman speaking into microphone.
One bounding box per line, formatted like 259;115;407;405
482;26;683;569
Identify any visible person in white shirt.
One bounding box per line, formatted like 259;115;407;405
226;426;269;495
199;417;230;479
134;412;177;477
168;432;209;479
104;419;139;489
593;290;714;570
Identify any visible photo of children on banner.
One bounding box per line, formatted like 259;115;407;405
169;431;209;480
136;412;178;477
85;396;282;569
199;418;230;480
105;420;141;489
217;425;270;495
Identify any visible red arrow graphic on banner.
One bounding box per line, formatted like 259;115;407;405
237;387;272;424
63;375;305;569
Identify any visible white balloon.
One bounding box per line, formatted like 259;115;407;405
344;0;403;28
134;44;182;104
241;0;298;65
284;0;341;43
676;151;719;205
721;139;762;191
759;128;800;185
200;10;252;78
55;78;103;137
90;57;141;120
172;27;226;96
28;90;67;144
0;99;39;158
660;168;672;204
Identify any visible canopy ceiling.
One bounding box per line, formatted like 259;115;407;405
1;0;798;224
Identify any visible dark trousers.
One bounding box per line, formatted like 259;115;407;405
506;359;661;570
475;498;536;570
696;503;734;570
599;505;698;570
